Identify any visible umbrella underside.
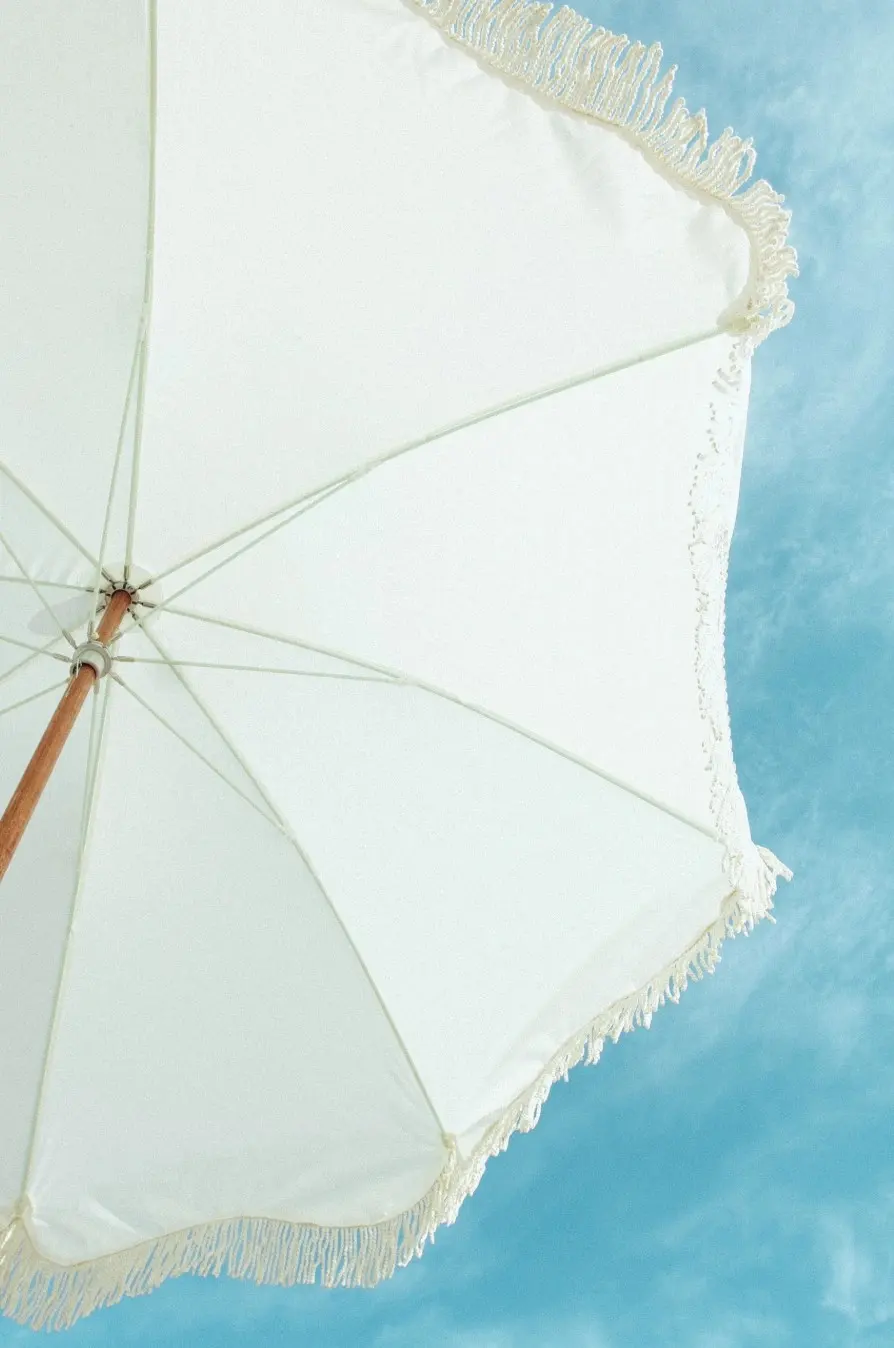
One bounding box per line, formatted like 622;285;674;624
0;0;794;1329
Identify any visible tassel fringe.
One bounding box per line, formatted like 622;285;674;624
439;844;792;1226
0;6;795;1331
412;0;797;343
0;1156;459;1332
0;856;791;1333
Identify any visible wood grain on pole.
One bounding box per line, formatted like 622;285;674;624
0;589;132;883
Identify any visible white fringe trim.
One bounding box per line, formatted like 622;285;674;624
0;858;791;1332
411;0;797;343
0;1161;459;1332
441;335;795;1242
0;7;795;1331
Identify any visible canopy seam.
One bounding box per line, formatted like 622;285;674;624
0;463;106;576
122;0;158;582
0;578;95;594
0;681;70;722
130;607;718;842
138;325;725;596
116;655;398;681
0;634;70;664
112;671;287;833
131;626;452;1142
0;641;68;693
140;606;406;678
0;528;76;649
17;677;113;1202
89;317;147;639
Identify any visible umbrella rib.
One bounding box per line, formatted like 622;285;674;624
18;675;113;1202
122;0;159;584
0;461;107;577
130;628;451;1138
130;604;401;678
116;656;398;682
76;681;113;892
0;633;70;663
115;478;351;643
0;527;76;649
134;626;308;826
398;675;718;841
0;680;70;721
120;607;716;840
0;641;68;691
136;481;345;591
88;314;147;638
111;672;289;836
0;576;95;593
138;323;727;595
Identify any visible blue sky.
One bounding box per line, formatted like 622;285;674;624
4;1;891;1344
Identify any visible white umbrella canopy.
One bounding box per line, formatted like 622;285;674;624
0;0;796;1329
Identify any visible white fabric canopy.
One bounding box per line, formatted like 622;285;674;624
0;0;795;1328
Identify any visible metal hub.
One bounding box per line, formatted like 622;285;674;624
97;564;162;622
69;640;113;679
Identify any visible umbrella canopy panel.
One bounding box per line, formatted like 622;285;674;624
2;0;757;565
0;0;795;1328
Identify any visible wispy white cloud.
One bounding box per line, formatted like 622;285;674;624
821;1204;894;1331
372;1307;613;1348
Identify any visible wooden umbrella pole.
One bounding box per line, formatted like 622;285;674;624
0;588;132;884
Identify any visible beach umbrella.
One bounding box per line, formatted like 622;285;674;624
0;0;796;1329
